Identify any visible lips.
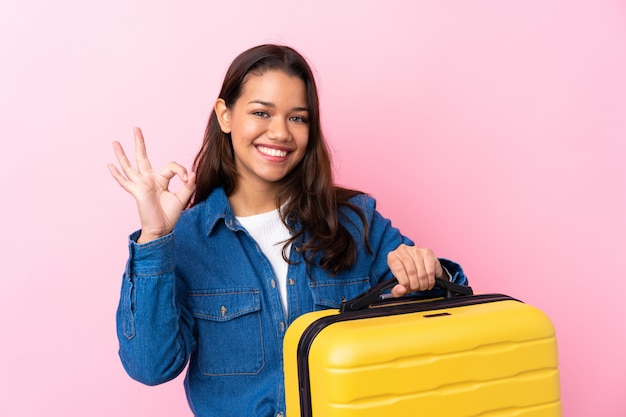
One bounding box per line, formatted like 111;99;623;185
257;145;288;158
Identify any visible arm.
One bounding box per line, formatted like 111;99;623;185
116;231;197;385
110;128;197;384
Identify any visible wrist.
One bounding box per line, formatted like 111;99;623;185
137;231;166;244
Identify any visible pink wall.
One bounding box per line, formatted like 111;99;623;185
1;0;624;415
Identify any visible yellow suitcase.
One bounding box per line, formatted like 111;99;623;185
284;278;561;417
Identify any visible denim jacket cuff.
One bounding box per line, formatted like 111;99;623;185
127;230;175;277
438;258;468;287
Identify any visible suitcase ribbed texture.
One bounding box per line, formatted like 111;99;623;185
284;296;560;417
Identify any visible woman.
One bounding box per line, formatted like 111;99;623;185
108;44;468;417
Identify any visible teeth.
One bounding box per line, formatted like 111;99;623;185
258;146;287;157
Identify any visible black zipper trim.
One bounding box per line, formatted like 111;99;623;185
295;293;519;416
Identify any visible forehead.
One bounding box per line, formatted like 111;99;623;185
239;70;308;105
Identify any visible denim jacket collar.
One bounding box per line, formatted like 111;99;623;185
202;187;238;236
202;187;301;236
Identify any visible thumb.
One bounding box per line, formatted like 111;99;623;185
391;283;408;298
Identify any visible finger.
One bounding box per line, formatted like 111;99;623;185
409;247;443;291
134;127;153;174
435;260;444;281
387;245;415;290
175;171;197;207
112;141;139;180
158;161;190;184
420;253;437;290
107;163;134;193
407;250;430;291
417;249;445;290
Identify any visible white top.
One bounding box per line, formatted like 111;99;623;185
236;209;291;314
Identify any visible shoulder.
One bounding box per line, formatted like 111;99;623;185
335;188;379;230
339;188;376;217
347;192;376;210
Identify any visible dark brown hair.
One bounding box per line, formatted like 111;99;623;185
190;44;369;274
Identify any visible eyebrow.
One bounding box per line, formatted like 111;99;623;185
248;100;309;112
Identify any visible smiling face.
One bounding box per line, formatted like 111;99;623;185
215;70;310;197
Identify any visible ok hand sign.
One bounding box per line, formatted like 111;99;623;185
108;127;196;243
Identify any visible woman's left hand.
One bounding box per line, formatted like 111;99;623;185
387;244;444;297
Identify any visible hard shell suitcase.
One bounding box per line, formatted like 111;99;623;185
283;278;561;417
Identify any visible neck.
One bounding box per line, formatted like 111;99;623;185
228;183;280;217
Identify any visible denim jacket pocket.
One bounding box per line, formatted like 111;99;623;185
188;288;264;376
310;277;372;310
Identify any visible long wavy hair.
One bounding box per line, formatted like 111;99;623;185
189;44;369;274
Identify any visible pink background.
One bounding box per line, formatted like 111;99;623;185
1;0;624;416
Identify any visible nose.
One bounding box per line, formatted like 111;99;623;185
267;117;290;142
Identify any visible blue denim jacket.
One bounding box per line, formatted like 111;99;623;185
116;187;467;417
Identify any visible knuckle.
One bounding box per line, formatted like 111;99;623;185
404;265;417;276
397;244;410;253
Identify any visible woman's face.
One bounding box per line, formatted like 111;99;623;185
216;70;310;192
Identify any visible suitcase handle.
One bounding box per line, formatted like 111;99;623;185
340;277;473;313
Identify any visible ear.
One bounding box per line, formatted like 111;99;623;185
214;98;231;134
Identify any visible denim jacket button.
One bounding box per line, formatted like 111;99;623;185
276;413;284;417
288;278;295;286
271;279;276;288
280;322;285;333
220;305;227;316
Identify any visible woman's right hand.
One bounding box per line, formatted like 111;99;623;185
108;127;196;243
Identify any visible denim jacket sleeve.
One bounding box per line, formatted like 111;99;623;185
116;230;197;386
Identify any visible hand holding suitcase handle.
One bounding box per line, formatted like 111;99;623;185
341;277;473;312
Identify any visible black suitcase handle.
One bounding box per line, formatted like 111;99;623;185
340;277;473;313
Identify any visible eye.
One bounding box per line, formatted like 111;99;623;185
252;111;269;118
289;115;308;124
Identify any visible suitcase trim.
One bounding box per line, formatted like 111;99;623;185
294;293;521;417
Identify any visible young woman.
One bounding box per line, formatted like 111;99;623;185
108;44;468;417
